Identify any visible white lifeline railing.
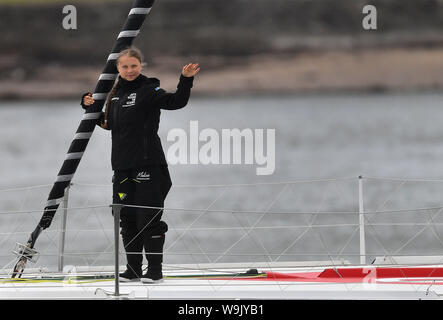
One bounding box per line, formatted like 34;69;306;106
2;176;443;267
2;175;443;296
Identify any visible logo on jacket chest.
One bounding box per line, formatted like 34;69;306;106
122;92;137;108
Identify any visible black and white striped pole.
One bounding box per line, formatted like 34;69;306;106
12;0;156;278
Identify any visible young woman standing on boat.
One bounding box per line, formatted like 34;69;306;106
81;47;200;283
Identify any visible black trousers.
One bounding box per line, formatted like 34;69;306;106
112;165;172;274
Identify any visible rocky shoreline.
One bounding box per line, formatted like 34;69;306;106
1;0;443;100
2;47;442;100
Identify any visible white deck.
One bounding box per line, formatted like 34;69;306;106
1;261;442;300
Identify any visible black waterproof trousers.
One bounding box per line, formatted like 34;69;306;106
112;165;172;276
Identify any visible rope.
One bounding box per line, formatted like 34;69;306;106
2;175;443;276
2;202;443;216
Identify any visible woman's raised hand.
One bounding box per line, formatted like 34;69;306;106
83;93;95;107
182;63;200;77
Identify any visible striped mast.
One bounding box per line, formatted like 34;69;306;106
12;0;155;278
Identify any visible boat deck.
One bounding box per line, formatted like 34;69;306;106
1;261;442;300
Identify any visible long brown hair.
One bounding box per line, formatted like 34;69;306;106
101;47;144;129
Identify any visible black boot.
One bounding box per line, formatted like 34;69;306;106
119;268;142;282
120;221;144;282
141;265;163;283
141;234;165;283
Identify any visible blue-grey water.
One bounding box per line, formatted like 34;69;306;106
1;93;443;270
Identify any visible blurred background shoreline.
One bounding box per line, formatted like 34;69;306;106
1;0;442;100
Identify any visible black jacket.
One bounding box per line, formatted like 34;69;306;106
82;73;194;170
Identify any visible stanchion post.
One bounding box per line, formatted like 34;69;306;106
58;183;71;272
111;204;123;296
358;176;366;265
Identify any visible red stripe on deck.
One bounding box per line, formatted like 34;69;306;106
318;267;443;279
227;267;443;283
264;271;323;281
